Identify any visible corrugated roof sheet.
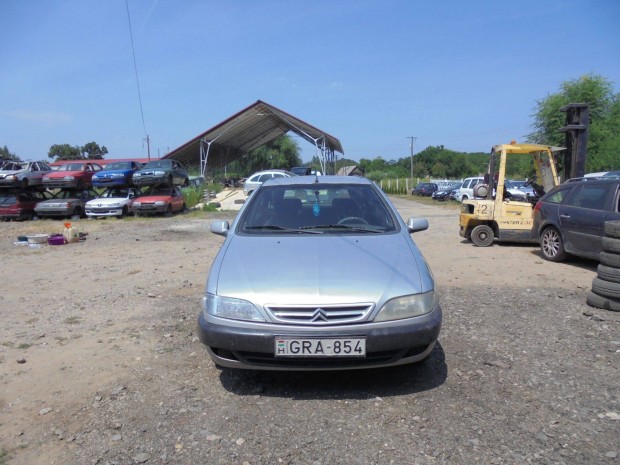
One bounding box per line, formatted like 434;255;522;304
163;100;343;170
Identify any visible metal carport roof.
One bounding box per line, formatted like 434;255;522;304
163;100;344;176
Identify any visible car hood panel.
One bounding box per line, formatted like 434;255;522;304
214;234;431;306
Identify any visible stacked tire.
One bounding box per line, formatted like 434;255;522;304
587;220;620;311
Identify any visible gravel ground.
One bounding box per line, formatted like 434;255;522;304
0;195;618;465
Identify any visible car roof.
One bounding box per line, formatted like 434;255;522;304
264;175;372;187
250;169;295;176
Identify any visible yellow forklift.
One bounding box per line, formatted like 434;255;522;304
459;142;562;246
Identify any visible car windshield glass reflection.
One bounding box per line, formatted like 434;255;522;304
238;184;397;234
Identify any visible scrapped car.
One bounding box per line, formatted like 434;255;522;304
0;190;52;220
199;175;441;371
91;161;143;188
42;162;103;189
85;188;140;219
411;182;438;196
533;178;620;261
34;189;98;218
132;159;189;187
431;182;462;201
132;185;186;216
242;169;296;196
0;161;53;189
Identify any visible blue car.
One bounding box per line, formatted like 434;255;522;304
92;161;144;188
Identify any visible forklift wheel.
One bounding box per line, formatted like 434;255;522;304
471;225;494;247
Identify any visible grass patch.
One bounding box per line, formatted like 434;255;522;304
17;343;32;350
63;316;81;325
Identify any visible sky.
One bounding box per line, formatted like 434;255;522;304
1;0;619;164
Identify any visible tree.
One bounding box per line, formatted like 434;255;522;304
48;144;82;160
528;74;620;171
81;141;108;159
239;134;301;175
0;145;21;161
48;142;109;161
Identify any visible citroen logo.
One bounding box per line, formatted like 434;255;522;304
310;308;329;322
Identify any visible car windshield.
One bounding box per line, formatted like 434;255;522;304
238;184;397;234
143;160;171;169
101;189;129;198
57;163;85;171
104;162;131;170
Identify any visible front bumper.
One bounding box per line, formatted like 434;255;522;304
85;207;125;217
133;176;168;186
34;208;72;217
133;204;168;214
197;306;442;371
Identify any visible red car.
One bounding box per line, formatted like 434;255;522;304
132;185;186;216
0;190;52;220
43;162;103;189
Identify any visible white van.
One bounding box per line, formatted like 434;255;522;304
455;177;484;202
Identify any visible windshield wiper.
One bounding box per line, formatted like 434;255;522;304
300;224;383;233
244;225;323;234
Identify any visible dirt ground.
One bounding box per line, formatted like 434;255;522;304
0;194;618;465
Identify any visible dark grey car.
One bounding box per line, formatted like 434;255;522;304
533;178;620;261
198;176;441;371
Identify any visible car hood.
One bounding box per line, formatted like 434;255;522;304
135;195;172;202
94;170;130;177
211;233;433;306
36;198;82;206
45;170;84;178
86;197;129;206
0;169;25;177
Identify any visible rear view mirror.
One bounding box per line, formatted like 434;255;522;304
406;217;429;233
210;220;230;237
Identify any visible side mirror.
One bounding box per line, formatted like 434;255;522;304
210;220;230;237
406;217;429;233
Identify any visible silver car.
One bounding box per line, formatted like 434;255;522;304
0;161;53;188
242;169;296;196
199;176;441;371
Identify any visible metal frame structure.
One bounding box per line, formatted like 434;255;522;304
165;100;344;178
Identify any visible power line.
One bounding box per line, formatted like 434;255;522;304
125;0;150;159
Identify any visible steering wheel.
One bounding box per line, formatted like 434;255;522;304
338;216;369;225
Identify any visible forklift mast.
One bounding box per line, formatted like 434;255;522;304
560;103;589;180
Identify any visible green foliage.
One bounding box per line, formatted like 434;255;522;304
0;145;20;161
81;141;108;159
235;134;302;175
48;141;109;161
528;74;620;171
181;186;205;209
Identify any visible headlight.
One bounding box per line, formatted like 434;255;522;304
111;173;124;178
133;202;141;207
154;170;165;175
64;176;75;181
109;202;120;207
7;175;17;181
374;291;437;322
154;201;166;206
204;294;264;322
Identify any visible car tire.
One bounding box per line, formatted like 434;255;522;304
117;206;128;219
471;225;494;247
602;236;620;254
600;251;620;268
586;290;620;312
597;264;620;284
604;220;620;239
540;226;568;262
591;277;620;299
165;204;173;217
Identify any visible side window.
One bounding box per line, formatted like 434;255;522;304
32;163;39;172
545;188;569;204
272;173;285;179
564;185;609;210
258;173;272;182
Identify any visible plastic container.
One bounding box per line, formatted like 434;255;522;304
27;234;49;245
48;234;66;245
63;222;79;244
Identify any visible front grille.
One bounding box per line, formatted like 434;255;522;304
265;304;374;326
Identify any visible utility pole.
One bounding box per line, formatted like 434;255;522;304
144;135;151;161
407;136;417;181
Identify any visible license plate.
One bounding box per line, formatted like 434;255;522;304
274;337;366;357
